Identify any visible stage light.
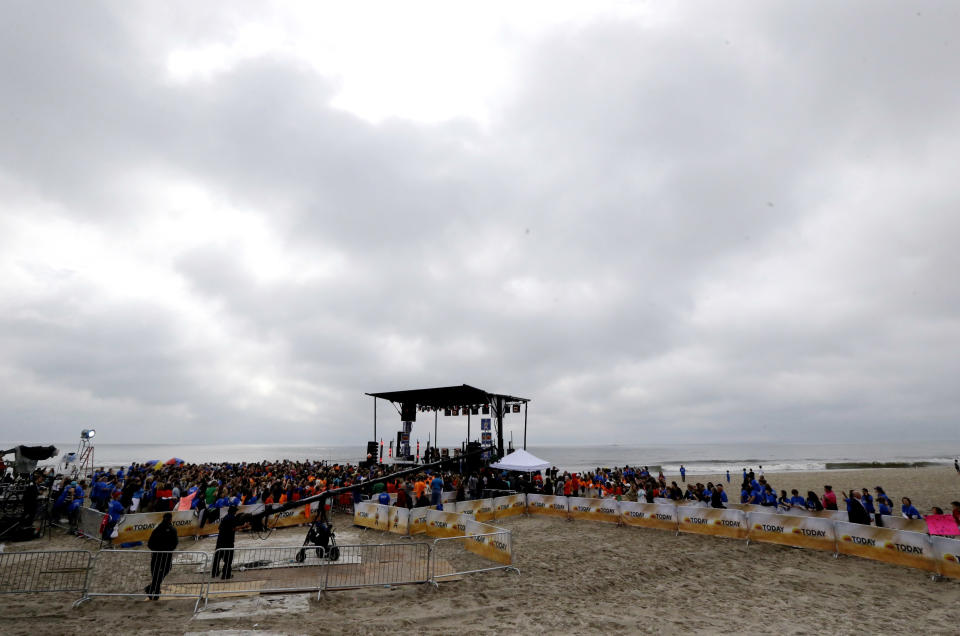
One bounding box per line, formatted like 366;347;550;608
81;429;96;440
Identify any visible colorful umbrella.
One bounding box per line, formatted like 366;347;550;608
165;457;184;465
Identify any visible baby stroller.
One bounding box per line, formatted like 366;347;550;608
296;519;339;562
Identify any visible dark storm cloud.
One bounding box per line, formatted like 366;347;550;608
1;1;958;445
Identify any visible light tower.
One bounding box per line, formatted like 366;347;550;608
76;429;96;481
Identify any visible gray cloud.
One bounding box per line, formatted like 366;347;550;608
1;2;959;446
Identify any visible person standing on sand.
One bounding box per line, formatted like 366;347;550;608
145;512;178;600
842;490;871;525
954;458;959;474
679;465;686;483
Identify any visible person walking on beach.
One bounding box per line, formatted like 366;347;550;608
679;465;686;483
725;470;730;483
145;512;178;600
954;458;959;475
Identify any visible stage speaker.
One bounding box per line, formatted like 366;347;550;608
401;402;417;421
366;441;378;464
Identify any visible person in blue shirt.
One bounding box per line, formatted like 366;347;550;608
788;489;806;508
875;496;892;527
762;485;777;507
679;465;686;483
725;470;730;483
430;475;444;507
740;486;751;504
901;497;922;520
860;489;875;514
378;491;391;505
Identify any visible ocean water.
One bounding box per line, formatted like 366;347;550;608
13;440;959;475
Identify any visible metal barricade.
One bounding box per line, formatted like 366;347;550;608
76;507;107;543
0;549;92;594
430;531;519;583
205;544;330;601
323;542;431;592
79;549;208;612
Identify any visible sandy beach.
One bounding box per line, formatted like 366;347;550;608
3;466;959;635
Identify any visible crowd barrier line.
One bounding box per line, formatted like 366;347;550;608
76;549;208;613
0;549;93;594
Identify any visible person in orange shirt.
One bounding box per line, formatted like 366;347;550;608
570;474;580;497
563;478;572;496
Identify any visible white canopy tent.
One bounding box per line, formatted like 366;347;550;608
490;449;550;472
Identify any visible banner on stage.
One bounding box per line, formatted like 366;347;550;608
526;494;569;518
618;502;678;531
426;508;467;538
494;494;527;519
678;506;747;539
746;512;837;552
568;497;620;524
464;519;512;565
834;521;936;572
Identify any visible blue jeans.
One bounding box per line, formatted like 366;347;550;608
431;491;441;507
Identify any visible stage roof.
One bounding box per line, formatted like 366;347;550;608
365;384;528;408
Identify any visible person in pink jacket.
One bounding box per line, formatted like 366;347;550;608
821;485;838;510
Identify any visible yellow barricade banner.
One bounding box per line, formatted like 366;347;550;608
678;506;748;539
270;506;311;529
113;510;198;544
375;504;391;532
387;506;410;536
834;521;936;572
930;536;960;579
464;519;512;565
494;494;527;520
879;516;928;533
353;502;379;529
747;512;836;552
526;494;569;518
568;497;620;524
409;506;429;535
456;500;483;517
618;502;678;531
810;510;849;522
426;509;467;538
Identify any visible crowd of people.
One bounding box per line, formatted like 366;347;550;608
11;458;960;538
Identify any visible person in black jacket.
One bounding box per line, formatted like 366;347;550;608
842;490;871;525
145;513;179;600
212;506;240;580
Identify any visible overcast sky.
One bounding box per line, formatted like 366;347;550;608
2;1;959;448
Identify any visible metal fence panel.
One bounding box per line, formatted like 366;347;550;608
81;549;208;611
431;532;518;583
324;542;431;590
77;507;107;543
205;545;331;599
0;550;92;594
